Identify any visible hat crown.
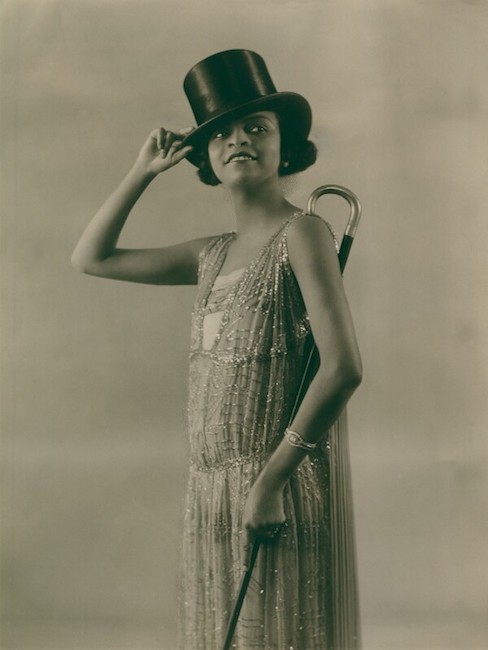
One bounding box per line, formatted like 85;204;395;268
184;50;278;126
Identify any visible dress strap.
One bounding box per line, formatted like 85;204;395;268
281;212;340;253
197;232;234;283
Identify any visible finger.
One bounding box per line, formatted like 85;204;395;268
160;130;174;158
156;128;166;151
242;527;254;570
171;145;193;165
256;522;285;542
257;529;275;542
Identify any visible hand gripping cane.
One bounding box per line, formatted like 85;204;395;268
222;185;362;650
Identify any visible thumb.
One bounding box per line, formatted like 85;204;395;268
177;126;196;136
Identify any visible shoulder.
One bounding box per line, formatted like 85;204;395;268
284;214;349;322
198;231;233;260
285;213;339;268
197;231;233;277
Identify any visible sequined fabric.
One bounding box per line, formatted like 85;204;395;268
179;212;360;649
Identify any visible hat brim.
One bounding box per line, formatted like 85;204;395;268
181;92;312;167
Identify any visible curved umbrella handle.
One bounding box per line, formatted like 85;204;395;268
306;184;362;273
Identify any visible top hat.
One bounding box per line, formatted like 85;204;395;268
181;49;312;166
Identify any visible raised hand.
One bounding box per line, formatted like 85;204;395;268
134;127;194;177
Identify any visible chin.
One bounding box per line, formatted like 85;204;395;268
222;167;279;189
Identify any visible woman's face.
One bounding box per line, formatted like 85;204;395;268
206;111;281;188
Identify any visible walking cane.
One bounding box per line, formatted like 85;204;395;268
222;185;362;650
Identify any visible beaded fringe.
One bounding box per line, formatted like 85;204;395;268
330;410;361;650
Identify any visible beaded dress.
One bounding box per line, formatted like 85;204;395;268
179;212;360;650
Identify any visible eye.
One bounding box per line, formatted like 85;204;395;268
210;128;229;140
248;123;268;134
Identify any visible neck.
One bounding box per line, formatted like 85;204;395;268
228;180;298;235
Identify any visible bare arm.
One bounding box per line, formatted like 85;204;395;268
242;215;362;558
71;128;213;285
260;215;361;472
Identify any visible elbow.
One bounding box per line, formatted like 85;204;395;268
71;250;95;275
70;251;88;274
337;361;362;397
346;356;363;391
319;355;363;398
349;367;363;395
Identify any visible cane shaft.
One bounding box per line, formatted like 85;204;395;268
338;234;354;273
222;539;261;650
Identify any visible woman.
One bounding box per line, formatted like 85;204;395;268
72;50;362;650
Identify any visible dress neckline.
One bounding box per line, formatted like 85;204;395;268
216;210;304;279
199;211;304;353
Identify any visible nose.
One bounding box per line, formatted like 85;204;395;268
228;125;249;147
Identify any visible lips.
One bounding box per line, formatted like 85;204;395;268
225;151;257;164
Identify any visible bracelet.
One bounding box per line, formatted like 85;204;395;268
284;427;318;451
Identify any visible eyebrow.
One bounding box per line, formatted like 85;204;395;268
220;113;276;128
210;113;277;137
242;113;276;123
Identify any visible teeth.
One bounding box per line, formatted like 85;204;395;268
229;154;254;161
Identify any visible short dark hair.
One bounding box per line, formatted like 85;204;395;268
194;117;318;186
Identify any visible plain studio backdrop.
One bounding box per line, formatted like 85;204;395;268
1;1;487;649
